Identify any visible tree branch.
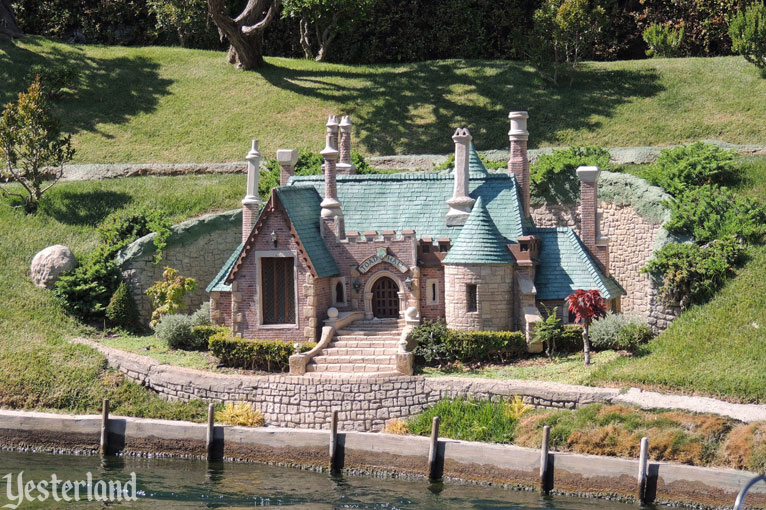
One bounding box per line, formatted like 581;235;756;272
242;0;281;34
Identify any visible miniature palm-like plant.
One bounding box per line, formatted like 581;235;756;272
565;289;607;366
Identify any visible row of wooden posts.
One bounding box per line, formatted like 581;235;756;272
99;400;653;505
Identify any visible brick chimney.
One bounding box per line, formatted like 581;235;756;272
242;139;262;244
445;127;476;226
337;115;355;175
277;149;298;186
320;115;344;238
508;111;530;219
576;165;610;273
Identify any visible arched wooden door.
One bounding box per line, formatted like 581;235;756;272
371;277;399;318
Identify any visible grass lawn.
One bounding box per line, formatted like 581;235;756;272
95;335;222;372
3;37;766;164
0;174;243;419
420;351;623;386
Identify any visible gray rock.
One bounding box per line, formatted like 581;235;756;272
30;245;77;289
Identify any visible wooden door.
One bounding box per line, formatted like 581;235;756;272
372;277;399;318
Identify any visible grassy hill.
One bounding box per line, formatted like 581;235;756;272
2;37;766;164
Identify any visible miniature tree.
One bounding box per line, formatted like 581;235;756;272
565;289;607;366
729;2;766;72
0;77;75;213
146;267;197;328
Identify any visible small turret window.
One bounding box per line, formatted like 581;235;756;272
336;282;344;305
330;277;347;306
466;284;477;312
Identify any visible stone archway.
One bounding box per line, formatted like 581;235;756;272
363;270;405;320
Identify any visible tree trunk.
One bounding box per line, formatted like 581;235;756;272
298;17;314;60
582;327;591;366
0;0;22;39
207;0;279;70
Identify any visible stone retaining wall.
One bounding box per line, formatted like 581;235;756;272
116;210;242;323
75;339;617;432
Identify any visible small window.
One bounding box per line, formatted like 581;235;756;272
422;244;430;253
466;284;477;313
330;277;347;306
520;242;529;252
426;278;439;306
567;309;576;324
439;243;449;252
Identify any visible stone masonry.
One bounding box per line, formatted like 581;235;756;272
444;264;515;330
118;210;242;323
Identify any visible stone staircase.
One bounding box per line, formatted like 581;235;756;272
306;318;405;376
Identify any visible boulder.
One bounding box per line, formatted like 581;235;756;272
30;245;77;289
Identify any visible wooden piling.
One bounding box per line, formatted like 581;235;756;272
637;437;649;505
428;416;441;481
99;398;109;455
206;403;216;461
329;410;340;473
540;425;551;494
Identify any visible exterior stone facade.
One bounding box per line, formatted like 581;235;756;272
118;210;241;323
444;264;514;330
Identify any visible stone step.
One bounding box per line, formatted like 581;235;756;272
322;347;398;357
312;355;396;365
329;339;399;349
306;363;398;373
334;334;400;341
336;330;402;337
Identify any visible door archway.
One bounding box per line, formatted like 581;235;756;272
371;276;399;318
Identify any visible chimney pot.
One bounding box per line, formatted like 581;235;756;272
446;127;475;226
508;111;530;219
242;139;263;243
338;115;355;174
277;149;298;186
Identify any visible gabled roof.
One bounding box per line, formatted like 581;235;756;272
288;172;530;243
443;197;515;265
206;244;242;293
274;186;339;278
531;227;626;300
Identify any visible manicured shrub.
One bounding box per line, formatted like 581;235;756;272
190;325;224;350
27;63;80;99
643;237;744;309
209;329;316;371
642;23;684;57
640;143;737;197
215;402;265;427
105;281;139;329
665;185;766;244
530;146;611;202
191;302;211;327
588;311;629;350
154;313;195;350
408;398;523;444
53;256;123;321
729;2;766;71
616;323;653;351
409;321;527;365
558;325;584;353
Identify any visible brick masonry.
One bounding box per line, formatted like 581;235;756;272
530;202;678;332
75;339;617;432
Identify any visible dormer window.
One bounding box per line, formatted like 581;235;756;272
439;243;449;252
520;241;529;252
422;244;430;253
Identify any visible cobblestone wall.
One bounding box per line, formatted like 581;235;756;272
117;210;242;323
77;339;615;432
444;264;514;330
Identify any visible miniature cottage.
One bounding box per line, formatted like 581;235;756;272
207;111;625;374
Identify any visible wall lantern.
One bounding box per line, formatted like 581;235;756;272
404;276;414;291
271;230;278;247
353;279;362;292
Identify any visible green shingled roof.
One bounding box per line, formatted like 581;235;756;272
443;197;515;265
531;227;626;300
206;243;242;293
275;186;340;278
288;172;529;243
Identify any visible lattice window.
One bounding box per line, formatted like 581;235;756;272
261;257;295;324
466;284;478;313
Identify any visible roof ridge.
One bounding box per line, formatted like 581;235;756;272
565;228;610;296
290;172;511;182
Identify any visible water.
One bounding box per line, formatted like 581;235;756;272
0;450;636;509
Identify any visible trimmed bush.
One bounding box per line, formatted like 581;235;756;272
409;321;526;365
190;325;224;350
729;2;766;71
559;325;585;353
209;330;316;372
616;323;653;351
105;281;139;329
155;313;197;350
643;23;684;58
191;302;211;327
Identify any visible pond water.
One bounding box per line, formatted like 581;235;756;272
0;450;637;509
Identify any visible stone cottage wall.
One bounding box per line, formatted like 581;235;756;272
444;264;514;331
419;265;446;321
117;210;241;324
529;171;679;332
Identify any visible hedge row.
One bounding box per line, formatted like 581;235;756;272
209;329;315;372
